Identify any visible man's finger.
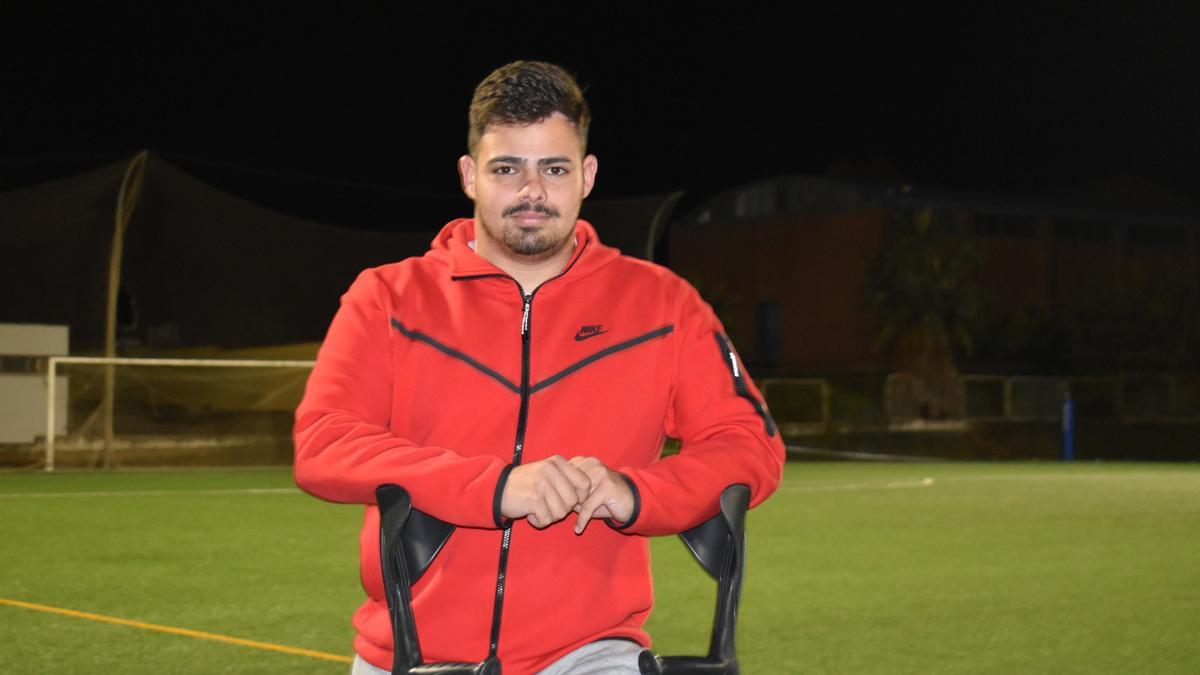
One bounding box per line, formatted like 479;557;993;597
531;501;554;529
574;489;608;534
544;462;586;511
569;456;602;472
569;456;605;490
569;456;610;495
540;479;571;523
553;456;594;500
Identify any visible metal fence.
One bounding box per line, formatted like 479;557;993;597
760;374;1200;435
886;373;1200;423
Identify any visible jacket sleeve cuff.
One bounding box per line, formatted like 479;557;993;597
606;472;641;531
492;464;515;529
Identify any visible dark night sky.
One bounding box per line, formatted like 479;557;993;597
3;5;1199;228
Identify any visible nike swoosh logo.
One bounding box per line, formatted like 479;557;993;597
574;327;609;341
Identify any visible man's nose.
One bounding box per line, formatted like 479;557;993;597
517;170;547;202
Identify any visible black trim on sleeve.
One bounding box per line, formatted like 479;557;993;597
714;332;778;437
606;472;641;531
492;464;516;529
390;318;520;393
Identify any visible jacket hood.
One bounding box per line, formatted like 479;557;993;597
429;218;621;285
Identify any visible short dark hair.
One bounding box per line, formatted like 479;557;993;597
467;61;590;155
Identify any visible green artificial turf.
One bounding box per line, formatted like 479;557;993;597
2;463;1198;673
0;469;360;674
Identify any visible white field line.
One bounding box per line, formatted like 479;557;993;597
4;471;1192;500
935;471;1199;483
0;487;301;499
780;470;1199;493
781;477;935;493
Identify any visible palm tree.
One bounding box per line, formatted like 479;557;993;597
868;209;982;419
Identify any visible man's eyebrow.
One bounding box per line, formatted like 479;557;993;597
485;155;573;166
486;155;525;166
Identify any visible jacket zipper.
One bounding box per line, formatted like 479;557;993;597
453;238;591;660
488;287;532;658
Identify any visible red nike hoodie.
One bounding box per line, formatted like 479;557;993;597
294;218;784;674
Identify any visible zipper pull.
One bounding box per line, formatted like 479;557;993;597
521;294;532;336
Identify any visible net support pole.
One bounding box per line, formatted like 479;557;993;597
819;381;831;434
45;357;58;472
643;191;684;260
102;151;150;469
1061;387;1075;462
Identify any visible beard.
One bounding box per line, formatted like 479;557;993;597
482;202;573;259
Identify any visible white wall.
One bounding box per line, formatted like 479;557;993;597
0;323;69;356
0;375;68;443
0;323;69;444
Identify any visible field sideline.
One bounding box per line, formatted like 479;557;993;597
1;462;1198;673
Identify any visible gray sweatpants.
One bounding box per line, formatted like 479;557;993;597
351;639;642;674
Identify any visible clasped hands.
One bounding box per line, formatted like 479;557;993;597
499;455;634;533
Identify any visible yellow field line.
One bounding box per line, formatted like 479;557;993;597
0;597;353;664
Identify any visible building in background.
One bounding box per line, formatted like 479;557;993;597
668;175;1200;375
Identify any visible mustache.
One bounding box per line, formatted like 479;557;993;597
503;203;560;218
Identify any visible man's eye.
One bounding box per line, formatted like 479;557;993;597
545;166;568;177
493;166;516;175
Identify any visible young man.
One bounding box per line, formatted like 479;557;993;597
294;61;784;675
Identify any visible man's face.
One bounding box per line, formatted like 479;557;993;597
458;113;598;264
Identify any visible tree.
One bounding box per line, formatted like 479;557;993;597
868;209;983;418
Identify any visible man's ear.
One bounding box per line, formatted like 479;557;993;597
581;154;598;199
458;154;477;200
